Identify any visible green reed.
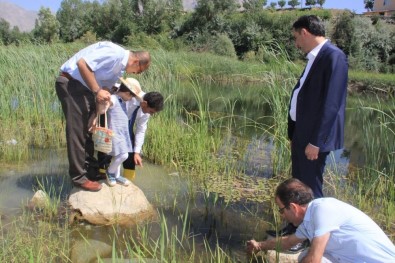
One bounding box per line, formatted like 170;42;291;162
1;42;394;263
0;209;71;262
0;44;84;162
353;97;395;232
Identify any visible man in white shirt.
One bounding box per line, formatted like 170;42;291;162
247;179;395;262
55;41;151;191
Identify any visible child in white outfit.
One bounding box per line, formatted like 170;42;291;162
104;78;143;186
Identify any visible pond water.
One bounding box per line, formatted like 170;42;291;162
176;81;388;178
1;82;392;261
0;148;268;262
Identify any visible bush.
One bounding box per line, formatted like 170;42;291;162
242;50;257;62
76;31;97;45
124;32;162;50
211;33;237;58
186;31;237;58
153;33;187;51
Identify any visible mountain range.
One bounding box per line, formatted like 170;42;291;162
0;1;37;32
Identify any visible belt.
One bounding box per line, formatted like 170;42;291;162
60;72;73;81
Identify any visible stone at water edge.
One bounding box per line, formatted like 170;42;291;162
68;181;157;226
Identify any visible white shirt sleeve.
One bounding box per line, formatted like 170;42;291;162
125;97;150;154
133;110;150;153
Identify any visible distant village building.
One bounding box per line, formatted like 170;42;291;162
365;0;395;17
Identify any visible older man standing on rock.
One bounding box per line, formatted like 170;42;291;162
55;41;150;192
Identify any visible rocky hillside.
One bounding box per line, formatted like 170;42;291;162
0;1;37;32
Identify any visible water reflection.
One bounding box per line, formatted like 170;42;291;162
177;81;393;176
0;149;269;262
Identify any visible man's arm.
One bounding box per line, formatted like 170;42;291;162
300;233;330;263
309;49;348;148
77;58;110;103
247;234;305;254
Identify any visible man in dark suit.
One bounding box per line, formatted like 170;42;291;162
288;15;348;199
266;15;349;243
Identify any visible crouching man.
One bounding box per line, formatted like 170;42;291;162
247;178;395;262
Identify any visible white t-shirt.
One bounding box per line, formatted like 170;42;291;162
296;198;395;262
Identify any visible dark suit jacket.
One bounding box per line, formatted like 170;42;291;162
288;41;348;152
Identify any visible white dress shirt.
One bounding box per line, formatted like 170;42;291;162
289;39;328;121
60;41;129;90
126;94;150;154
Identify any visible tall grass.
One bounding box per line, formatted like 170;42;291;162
0;43;85;162
351;97;395;232
0;42;394;262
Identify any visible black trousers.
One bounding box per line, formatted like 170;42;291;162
291;136;329;198
55;76;98;183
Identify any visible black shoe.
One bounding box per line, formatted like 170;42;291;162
266;223;297;237
287;239;309;254
88;171;107;181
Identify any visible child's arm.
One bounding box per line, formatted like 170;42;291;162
133;112;150;166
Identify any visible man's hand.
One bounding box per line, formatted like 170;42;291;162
305;143;319;160
246;240;263;254
96;89;111;104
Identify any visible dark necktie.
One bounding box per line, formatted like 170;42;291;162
129;106;140;148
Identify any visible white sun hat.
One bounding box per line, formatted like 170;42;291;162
119;77;144;102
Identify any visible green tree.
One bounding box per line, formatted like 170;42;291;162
33;7;60;43
317;0;325;8
175;0;238;39
56;0;90;42
8;26;28;45
136;0;181;35
228;12;272;55
270;2;277;9
211;33;237;57
95;0;123;40
0;20;29;45
243;0;267;11
0;18;11;45
331;11;355;56
278;0;286;8
164;0;184;28
288;0;300;9
364;0;374;11
305;0;316;7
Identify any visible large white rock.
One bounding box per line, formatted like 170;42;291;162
68;181;156;226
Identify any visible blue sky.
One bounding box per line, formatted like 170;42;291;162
3;0;367;14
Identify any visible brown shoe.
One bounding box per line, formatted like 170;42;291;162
76;180;102;192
